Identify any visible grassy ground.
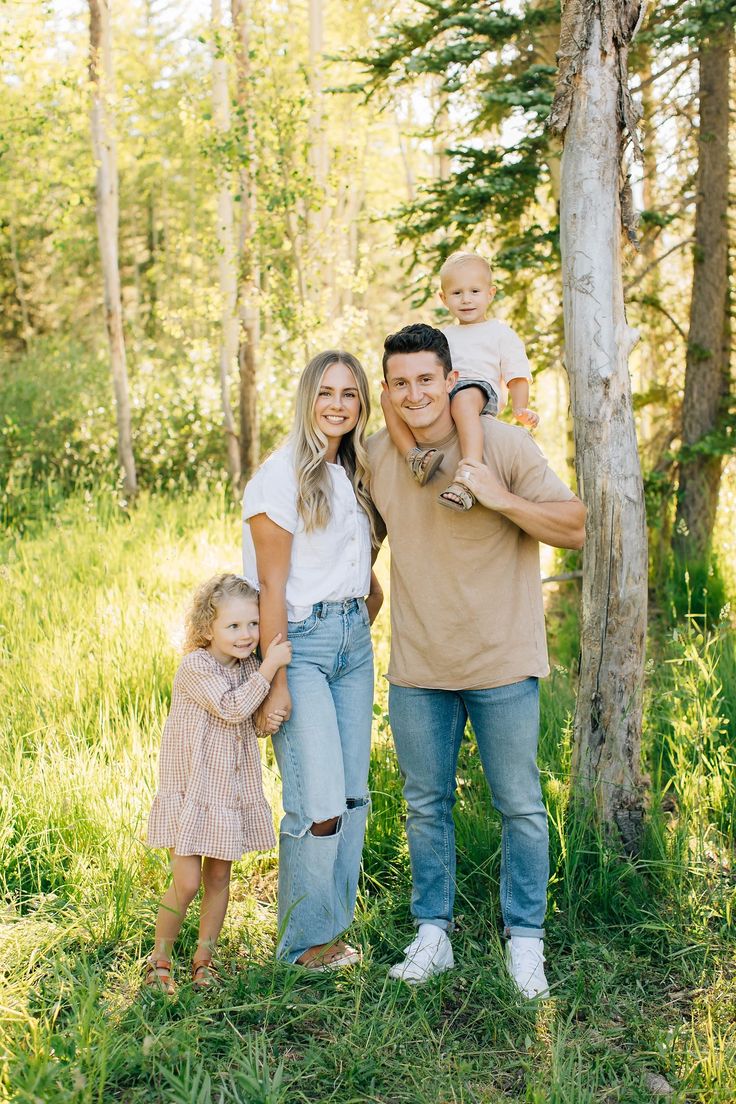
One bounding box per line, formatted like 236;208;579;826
1;491;735;1104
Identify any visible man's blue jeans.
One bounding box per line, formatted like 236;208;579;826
272;599;373;962
388;678;548;938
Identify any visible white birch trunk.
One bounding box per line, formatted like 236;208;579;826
231;0;260;484
212;0;241;493
88;0;137;498
308;0;330;263
550;0;648;848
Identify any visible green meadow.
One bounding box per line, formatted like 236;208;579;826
2;491;735;1103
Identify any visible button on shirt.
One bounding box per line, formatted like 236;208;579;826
242;443;372;622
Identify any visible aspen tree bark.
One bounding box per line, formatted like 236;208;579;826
88;0;137;498
674;26;732;563
212;0;241;493
550;0;648;848
308;0;330;288
231;0;259;484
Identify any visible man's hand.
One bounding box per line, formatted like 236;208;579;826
455;458;513;513
455;458;585;549
255;687;292;736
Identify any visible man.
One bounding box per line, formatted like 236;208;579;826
367;323;585;996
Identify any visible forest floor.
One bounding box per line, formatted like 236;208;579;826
2;491;735;1104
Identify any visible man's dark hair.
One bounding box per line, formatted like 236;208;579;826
382;323;453;380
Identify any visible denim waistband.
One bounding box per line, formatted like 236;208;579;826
312;597;365;617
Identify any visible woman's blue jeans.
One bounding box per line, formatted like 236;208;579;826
272;598;373;962
388;678;548;938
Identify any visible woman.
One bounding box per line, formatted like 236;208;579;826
242;350;382;968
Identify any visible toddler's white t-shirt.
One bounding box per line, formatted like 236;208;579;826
442;319;532;411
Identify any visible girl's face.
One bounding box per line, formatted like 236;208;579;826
206;595;260;666
313;362;362;454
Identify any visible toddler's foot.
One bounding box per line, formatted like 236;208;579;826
407;446;444;486
438;482;475;511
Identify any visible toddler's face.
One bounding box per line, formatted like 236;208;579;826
207;596;260;666
440;260;496;325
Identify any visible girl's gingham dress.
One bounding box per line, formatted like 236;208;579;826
147;649;276;861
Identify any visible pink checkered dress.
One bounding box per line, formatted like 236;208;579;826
147;648;276;861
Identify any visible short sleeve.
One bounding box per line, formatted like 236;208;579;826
243;450;299;534
509;432;576;503
499;325;532;384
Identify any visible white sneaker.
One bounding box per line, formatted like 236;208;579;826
505;936;550;999
388;925;454;984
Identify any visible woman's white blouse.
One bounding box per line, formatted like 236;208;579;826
242;443;372;622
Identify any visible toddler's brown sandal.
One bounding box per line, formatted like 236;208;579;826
438;482;475;511
407;447;444;486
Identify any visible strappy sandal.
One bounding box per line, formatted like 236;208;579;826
438;481;476;511
407;447;444;486
144;957;176;995
191;957;220;991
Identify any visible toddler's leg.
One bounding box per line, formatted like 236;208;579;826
196;857;232;961
450;387;486;464
381;387;444;486
381;387;416;458
439;388;487;511
152;853;202;959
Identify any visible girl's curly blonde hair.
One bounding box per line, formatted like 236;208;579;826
184;573;259;653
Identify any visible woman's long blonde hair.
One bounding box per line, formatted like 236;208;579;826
291;350;380;547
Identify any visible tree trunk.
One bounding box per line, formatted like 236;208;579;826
231;0;260;485
212;0;242;494
550;0;648;849
88;0;137;498
673;27;731;563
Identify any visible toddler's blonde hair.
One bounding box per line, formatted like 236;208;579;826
439;251;493;286
184;573;259;653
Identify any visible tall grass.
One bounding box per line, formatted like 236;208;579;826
1;492;734;1103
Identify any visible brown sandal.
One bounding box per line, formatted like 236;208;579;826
438;481;476;511
191;957;220;990
144;957;176;995
407;447;444;486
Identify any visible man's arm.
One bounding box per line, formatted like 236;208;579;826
456;458;586;550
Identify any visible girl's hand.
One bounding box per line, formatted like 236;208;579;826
254;685;292;735
258;707;289;737
258;633;293;683
513;407;540;429
264;632;292;670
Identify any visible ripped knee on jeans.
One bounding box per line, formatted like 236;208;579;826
309;816;341;837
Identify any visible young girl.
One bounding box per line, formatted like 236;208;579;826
145;573;292;993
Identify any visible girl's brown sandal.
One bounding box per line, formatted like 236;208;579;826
144;957;176;996
191;957;220;990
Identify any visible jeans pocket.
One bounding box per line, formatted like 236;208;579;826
287;611;319;637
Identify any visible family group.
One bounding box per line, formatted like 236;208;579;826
143;251;586;1000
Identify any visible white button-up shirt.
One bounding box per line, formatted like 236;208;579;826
242;443;372;622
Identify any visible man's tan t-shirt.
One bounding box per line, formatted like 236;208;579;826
367;420;575;690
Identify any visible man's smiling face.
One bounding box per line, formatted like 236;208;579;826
382;350;457;443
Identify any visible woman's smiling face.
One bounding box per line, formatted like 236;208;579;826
313;361;361;454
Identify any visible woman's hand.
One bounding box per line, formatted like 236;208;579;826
366;570;383;625
255;686;292;736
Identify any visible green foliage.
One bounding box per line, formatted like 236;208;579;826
2;494;735;1103
358;0;561;301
